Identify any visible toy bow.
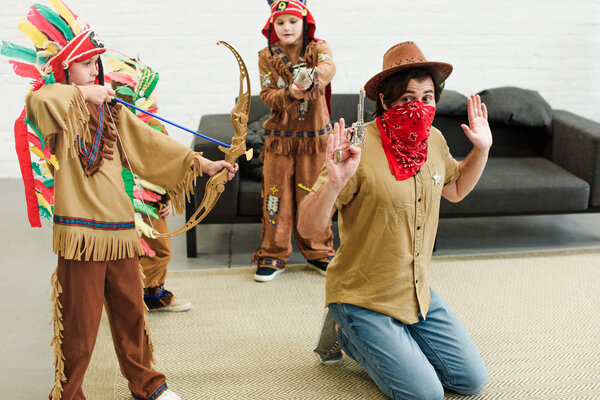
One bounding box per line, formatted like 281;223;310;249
153;41;252;238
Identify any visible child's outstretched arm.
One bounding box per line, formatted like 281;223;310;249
258;49;297;111
302;40;335;101
193;156;238;181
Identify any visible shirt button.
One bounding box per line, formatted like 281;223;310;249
415;279;419;284
417;226;421;230
418;198;422;202
416;252;420;257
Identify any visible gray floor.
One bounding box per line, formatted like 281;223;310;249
1;177;599;398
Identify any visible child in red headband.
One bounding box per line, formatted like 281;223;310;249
253;0;336;282
2;2;236;399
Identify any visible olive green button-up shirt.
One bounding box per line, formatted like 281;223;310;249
312;121;460;324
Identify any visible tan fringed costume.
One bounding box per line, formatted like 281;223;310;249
253;39;336;269
26;83;201;400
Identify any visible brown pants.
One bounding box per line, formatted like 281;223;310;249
139;216;171;288
255;136;335;264
49;256;166;400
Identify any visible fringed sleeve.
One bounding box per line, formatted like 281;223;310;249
116;107;202;215
25;84;90;159
258;48;296;112
304;40;335;101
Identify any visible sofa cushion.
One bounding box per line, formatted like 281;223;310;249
240;114;268;181
478;87;553;128
440;157;590;216
239;179;262;217
248;96;271;123
436;90;468;116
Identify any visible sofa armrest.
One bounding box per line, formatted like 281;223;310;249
552;110;600;207
190;114;240;220
194;114;237;158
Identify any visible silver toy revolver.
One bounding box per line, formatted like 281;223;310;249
292;63;315;90
335;89;366;163
348;88;366;147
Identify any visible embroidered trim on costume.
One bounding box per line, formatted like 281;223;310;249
264;123;332;138
311;70;320;91
77;104;104;165
132;383;167;400
272;45;305;75
260;258;284;269
53;216;135;230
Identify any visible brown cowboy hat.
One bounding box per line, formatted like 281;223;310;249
364;41;453;101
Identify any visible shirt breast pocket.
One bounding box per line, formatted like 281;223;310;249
420;163;444;206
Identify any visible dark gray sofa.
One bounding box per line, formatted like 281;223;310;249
185;88;600;256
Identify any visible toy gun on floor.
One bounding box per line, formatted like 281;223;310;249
347;88;366;147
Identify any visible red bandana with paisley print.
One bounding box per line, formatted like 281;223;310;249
376;102;436;180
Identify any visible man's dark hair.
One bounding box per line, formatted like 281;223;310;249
374;68;443;117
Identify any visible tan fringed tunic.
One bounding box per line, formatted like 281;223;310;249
258;39;335;153
25;84;201;261
253;39;337;265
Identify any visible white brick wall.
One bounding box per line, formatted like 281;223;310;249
1;0;599;177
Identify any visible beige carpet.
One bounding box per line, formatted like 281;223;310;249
84;248;600;399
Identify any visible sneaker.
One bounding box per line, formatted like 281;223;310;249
157;388;181;400
149;296;192;312
314;308;344;366
307;257;333;276
254;259;285;282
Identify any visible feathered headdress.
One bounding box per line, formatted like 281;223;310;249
104;54;160;122
0;0;106;227
2;1;106;87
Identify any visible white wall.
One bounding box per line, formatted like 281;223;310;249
1;0;599;178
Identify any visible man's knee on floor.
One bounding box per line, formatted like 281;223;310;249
450;363;488;395
389;378;444;400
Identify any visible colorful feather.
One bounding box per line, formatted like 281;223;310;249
17;19;54;53
29;146;59;170
135;98;154;110
27;5;67;47
1;41;38;64
33;3;74;42
25;116;46;150
9;60;42;79
105;71;135;86
133;188;162;203
122;168;135;201
14;108;42;227
139;237;156;257
133;199;159;219
115;85;136;97
35;192;54;219
48;0;81;35
31;163;53;182
34;178;54;201
103;54;138;78
136;178;167;195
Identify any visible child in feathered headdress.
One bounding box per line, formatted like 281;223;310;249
105;54;192;313
1;2;237;399
253;0;336;282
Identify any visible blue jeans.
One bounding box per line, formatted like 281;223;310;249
328;290;487;400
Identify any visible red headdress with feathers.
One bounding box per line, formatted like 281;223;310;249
0;0;106;227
